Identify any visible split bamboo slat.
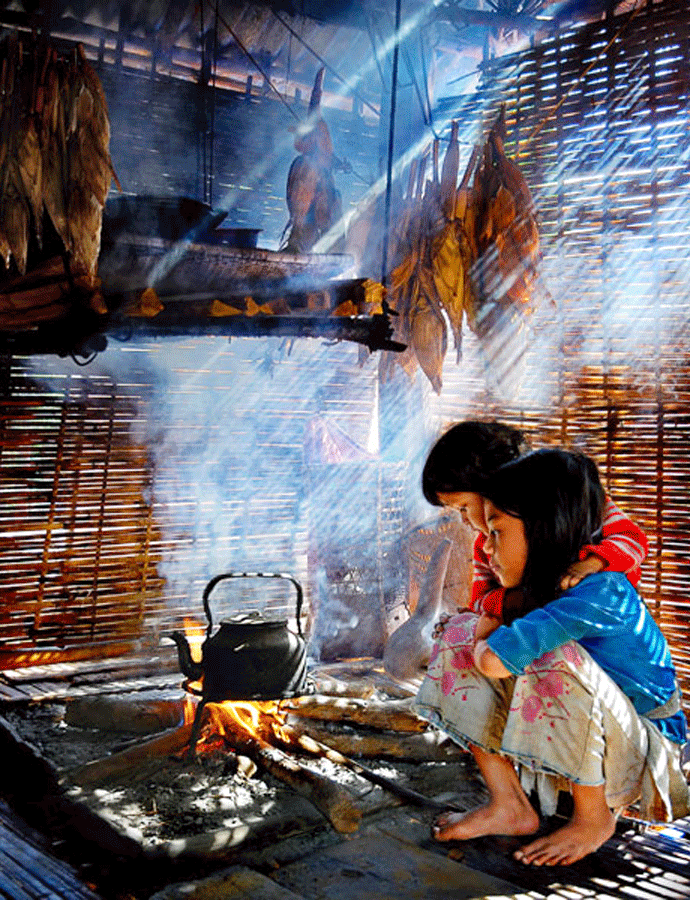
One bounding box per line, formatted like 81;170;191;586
0;799;103;899
0;357;166;664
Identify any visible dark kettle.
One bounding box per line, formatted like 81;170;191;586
170;572;308;702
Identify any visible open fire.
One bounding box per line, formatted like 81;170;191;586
177;685;464;835
201;698;286;746
55;657;468;853
195;698;363;833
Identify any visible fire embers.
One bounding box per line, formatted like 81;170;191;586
380;107;540;395
0;33;118;284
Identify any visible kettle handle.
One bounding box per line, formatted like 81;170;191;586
202;572;305;638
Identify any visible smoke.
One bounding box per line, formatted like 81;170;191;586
18;9;690;663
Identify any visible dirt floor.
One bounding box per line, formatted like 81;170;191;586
4;676;690;900
0;680;495;899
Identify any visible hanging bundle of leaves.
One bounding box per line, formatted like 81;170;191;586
0;33;119;286
379;106;540;394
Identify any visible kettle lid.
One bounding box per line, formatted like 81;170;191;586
218;612;288;628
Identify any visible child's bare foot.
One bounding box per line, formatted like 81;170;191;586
514;808;616;866
432;798;540;842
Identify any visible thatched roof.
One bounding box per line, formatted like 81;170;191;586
0;0;628;87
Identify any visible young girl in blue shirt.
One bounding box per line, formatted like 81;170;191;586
414;447;689;866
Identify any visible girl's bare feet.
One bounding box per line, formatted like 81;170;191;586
434;744;540;842
514;784;616;866
433;798;539;842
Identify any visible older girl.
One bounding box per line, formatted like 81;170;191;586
414;448;688;866
422;420;648;627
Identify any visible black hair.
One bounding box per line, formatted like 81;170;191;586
482;448;606;614
422;420;529;506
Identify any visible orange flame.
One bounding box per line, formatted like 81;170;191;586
202;699;286;746
183;617;205;662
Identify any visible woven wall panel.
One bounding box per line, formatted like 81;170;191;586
0;360;164;661
0;338;389;667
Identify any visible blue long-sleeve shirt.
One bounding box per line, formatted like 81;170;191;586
486;572;686;744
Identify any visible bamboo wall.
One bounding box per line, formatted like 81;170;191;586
0;340;391;667
0;355;164;665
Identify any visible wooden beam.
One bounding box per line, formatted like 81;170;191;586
435;2;544;32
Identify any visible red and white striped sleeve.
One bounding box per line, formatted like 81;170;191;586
469;531;506;617
579;496;648;587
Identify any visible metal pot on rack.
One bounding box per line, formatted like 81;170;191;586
170;571;308;702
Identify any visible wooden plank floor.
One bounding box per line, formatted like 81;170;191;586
0;801;104;900
279;802;690;900
418;812;690;900
1;662;690;900
273;827;520;900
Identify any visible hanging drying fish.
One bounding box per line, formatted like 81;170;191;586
283;67;343;254
381;128;465;393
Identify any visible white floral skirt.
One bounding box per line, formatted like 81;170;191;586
413;611;690;821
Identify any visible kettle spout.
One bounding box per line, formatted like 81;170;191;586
169;631;204;681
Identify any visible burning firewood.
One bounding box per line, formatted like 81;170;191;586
278;694;428;733
201;701;456;822
62;684;453;840
276;721;461;813
64;699;362;834
284;717;464;762
202;702;362;834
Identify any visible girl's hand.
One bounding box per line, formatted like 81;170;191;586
560;554;604;590
432;608;462;639
475;613;501;641
473;639;511;678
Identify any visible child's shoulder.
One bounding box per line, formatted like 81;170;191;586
566;570;638;604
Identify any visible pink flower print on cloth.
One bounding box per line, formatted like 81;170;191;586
533;650;556;668
441;671;457;696
533;643;583;671
443;621;474;645
423;611;482;702
511;641;585;725
534;670;564;698
521;694;542;722
451;645;475;671
562;643;583;666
